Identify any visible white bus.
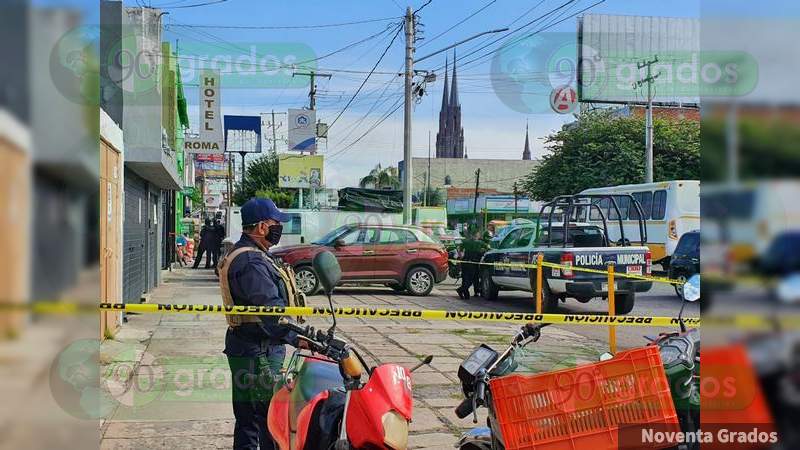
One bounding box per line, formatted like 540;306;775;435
702;180;800;263
579;180;700;268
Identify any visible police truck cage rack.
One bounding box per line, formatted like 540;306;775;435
536;194;648;248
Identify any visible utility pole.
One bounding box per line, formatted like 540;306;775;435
635;56;660;183
401;17;508;223
425;130;431;207
402;6;415;224
239;152;247;185
473;168;481;215
513;182;519;215
263;109;286;153
292;71;332;111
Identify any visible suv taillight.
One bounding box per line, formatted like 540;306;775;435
560;252;574;278
645;251;652;275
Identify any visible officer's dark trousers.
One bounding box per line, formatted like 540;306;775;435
211;246;220;268
193;244;210;268
459;262;479;296
225;327;286;450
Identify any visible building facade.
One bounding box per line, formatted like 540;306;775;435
101;3;185;304
403;157;539;196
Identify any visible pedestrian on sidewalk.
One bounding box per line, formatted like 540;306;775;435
192;218;213;269
217;198;305;450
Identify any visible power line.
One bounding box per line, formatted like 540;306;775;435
159;0;229;9
418;0;497;49
166;15;399;30
328;99;404;163
326;22;404;131
166;20;401;74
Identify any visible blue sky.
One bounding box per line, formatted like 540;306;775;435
153;0;698;186
44;0;702;187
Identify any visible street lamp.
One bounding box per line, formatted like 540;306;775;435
402;5;507;224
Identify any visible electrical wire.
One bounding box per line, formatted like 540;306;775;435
160;0;229;9
166;15;400;30
326;22;404;131
418;0;497;49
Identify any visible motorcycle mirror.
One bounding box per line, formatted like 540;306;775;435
776;273;800;304
599;352;614;361
682;274;700;303
313;250;342;296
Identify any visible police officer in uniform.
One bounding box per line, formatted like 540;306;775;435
457;229;489;299
218;198;306;450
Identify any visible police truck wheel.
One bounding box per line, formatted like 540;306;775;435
406;267;434;296
614;292;635;315
541;280;559;313
481;270;499;301
295;266;319;296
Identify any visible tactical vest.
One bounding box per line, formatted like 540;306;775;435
218;246;307;328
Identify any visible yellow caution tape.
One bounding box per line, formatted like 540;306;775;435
95;302;699;328
449;259;684;285
12;302;800;331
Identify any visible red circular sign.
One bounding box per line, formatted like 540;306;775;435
550;86;578;114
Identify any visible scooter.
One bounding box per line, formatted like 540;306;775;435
454;275;701;450
268;250;432;450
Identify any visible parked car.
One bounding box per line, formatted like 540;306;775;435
668;230;700;297
269;223;449;296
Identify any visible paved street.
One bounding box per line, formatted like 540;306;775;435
98;267;696;449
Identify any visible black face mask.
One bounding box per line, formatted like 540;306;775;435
266;224;283;246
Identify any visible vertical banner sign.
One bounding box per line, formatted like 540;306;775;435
288;108;316;152
185;69;224;154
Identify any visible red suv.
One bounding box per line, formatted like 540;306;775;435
269;224;449;296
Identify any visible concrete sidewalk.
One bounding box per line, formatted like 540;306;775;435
100;268;606;450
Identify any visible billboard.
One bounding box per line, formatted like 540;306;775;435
224;115;262;153
278;154;323;188
288;108;316;152
485;196;530;212
577;14;756;105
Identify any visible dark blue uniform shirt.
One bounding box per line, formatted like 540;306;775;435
223;234;297;357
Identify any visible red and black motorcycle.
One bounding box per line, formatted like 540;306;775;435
268;251;432;450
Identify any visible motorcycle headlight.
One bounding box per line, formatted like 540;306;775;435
382;411;408;450
340;353;364;379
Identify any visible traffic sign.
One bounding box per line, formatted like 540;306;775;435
550;86;578;114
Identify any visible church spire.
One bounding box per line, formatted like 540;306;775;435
441;55;449;111
522;119;531;160
449;49;459;107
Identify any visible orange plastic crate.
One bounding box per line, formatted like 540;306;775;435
489;345;679;450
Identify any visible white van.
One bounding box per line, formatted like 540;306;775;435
579;180;700;267
224;207;403;247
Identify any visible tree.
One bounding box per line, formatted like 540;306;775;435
416;187;445;207
232;152;296;207
359;164;400;190
521;110;699;200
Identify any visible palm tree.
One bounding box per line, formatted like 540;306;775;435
359;164;400;190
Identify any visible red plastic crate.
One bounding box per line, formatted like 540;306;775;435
489;345;679;450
